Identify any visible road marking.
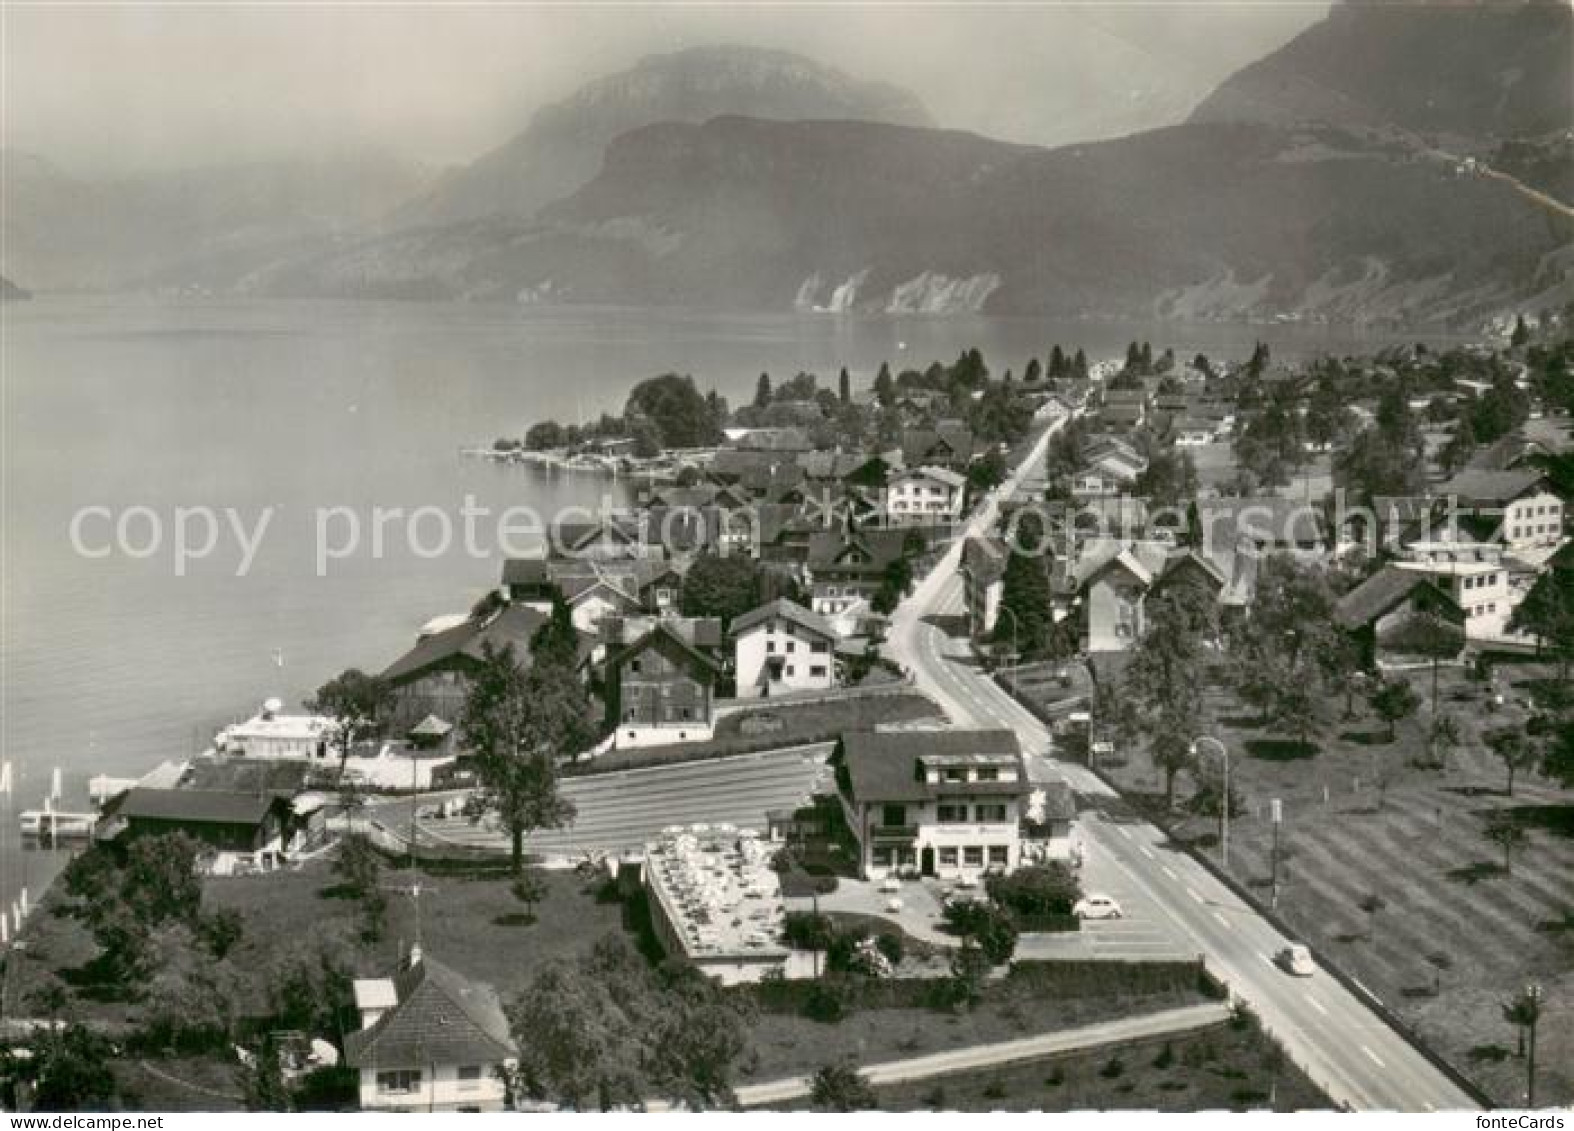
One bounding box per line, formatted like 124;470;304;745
1186;886;1204;904
1212;911;1229;927
1116;825;1131;839
1361;1046;1385;1068
1139;846;1154;859
1161;865;1177;880
1306;996;1329;1017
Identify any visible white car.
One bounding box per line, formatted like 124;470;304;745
1073;894;1124;920
1277;944;1315;977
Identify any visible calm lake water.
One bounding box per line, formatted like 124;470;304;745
0;294;1431;913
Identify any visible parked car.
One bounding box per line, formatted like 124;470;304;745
1073;894;1123;920
1277;943;1315;977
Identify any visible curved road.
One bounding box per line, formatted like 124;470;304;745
883;418;1479;1112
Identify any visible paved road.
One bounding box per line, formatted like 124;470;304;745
732;1001;1233;1108
882;417;1480;1112
371;744;832;861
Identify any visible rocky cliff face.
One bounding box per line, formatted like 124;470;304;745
394;45;933;228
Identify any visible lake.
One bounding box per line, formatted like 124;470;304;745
0;294;1431;914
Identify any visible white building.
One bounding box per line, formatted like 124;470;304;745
728;598;839;699
830;729;1036;880
883;465;966;525
1395;542;1517;640
641;827;810;985
346;949;517;1112
213;701;331;761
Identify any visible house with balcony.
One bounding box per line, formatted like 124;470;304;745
829;729;1032;880
883;465;966;526
346;948;516;1112
1394;542;1517;640
804;528;913;617
729;598;838;699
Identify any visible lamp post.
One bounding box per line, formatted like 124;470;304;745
1526;982;1543;1109
1192;736;1230;869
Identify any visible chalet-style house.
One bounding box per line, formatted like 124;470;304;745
960;535;1008;641
347;948;517;1113
381;603;563;730
829;729;1033;880
1393;542;1517;641
600;621;722;748
900;423;977;470
1334;565;1467;669
804;528;912;617
883;465;966;526
502;558;683;632
729;599;838;699
98;786;301;871
1072;539;1247;653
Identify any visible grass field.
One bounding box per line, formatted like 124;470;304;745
772;1017;1327;1111
1096;661;1573;1107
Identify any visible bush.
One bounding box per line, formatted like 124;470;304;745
941;899;1018;965
805;976;860;1023
986;862;1082;918
782;910;835;952
874;931;904;966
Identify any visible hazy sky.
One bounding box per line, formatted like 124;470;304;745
3;2;1328;176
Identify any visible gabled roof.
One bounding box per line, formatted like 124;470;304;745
901;424;976;465
892;465;966;489
602;614;723;651
1334;566;1462;630
381;604;550;684
116;787;284;827
728;598;836;640
835;729;1023;804
1438;469;1549;507
604;621;722;677
500;558;550;589
806;528;910;572
344;955;516;1070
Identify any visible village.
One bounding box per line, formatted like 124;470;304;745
3;317;1572;1113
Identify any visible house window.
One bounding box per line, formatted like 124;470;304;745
766;642;776;654
937;804;968;824
938;846;958;867
629;659;642;674
976;767;999;782
785;666;795;676
881;804;907;827
810;666;828;678
872;846;892;868
943;768;968;783
811;641;830;654
988;846;1009;867
378;1070;422;1095
963;845;984;867
976;804;1008;823
457;1065;484;1089
786;642;796;653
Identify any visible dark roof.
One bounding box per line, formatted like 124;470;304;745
1334;566;1460;630
729;598;836;639
604;622;722;677
602;615;723;650
117;788;283;827
344;955;516;1069
901;425;976;466
381;604;549;684
1437;469;1548;507
835;729;1022;803
500;558;550;588
806;528;911;573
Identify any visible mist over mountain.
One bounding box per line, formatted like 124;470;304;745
1;150;433;292
1189;0;1572;147
395;45;934;227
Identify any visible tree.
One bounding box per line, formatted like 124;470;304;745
838;367;852;405
1125;594;1208;809
754;372;772;409
1485;726;1538;796
995;514;1053;660
511;958;648;1110
239;1034;294;1111
1508;565;1574;679
1134;448;1199;508
941;898;1018;964
985;862;1081;918
461;642;584;874
1369;678;1421;741
646;964;755;1110
265;923;359;1040
332;832;383;898
1501;985;1544;1105
1510;314;1530;348
810;1061;877;1111
679;553;763;628
142;923;237;1052
872;556;914;615
29;1024;118;1112
1544;717;1574;787
307;668;393;778
1484;813;1528;875
626;373;722;449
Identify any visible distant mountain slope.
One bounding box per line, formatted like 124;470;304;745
2;150;434;292
0;275;30;301
258;115;1572;325
395;45;934;227
1189;0;1572;146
